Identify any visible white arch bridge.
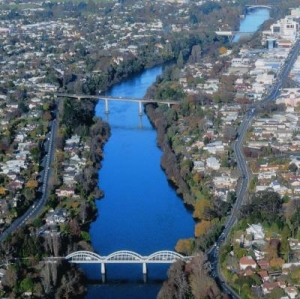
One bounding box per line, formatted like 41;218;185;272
65;250;193;282
246;5;272;10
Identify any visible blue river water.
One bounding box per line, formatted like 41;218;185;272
84;65;194;298
85;8;270;299
234;8;270;42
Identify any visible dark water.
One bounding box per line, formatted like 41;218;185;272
85;8;270;299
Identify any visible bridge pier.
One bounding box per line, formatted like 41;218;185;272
138;101;143;116
142;262;147;283
101;263;106;283
105;99;109;114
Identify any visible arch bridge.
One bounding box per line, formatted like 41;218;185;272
246;5;272;10
55;93;178;116
66;250;193;282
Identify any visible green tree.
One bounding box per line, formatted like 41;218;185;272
269;287;285;299
20;277;34;292
177;51;184;68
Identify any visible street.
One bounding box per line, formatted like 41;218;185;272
208;38;300;298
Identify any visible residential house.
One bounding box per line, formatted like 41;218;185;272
285;286;298;299
239;256;257;270
206;157;220;170
246;223;265;240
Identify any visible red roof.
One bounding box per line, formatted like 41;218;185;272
258;270;268;278
263;282;278;291
258;259;270;269
240;256;256;265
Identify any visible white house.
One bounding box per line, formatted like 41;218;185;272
206;157;220;170
246;223;265;240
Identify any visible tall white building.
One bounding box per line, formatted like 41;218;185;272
270;17;299;40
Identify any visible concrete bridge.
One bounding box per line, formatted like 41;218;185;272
215;31;254;42
245;5;272;11
55;93;179;116
65;250;192;282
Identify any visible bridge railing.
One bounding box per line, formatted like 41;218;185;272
65;250;192;264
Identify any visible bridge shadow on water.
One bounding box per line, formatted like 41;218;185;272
81;263;170;281
82;264;167;298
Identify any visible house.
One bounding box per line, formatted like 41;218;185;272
262;282;280;295
206;157;221;170
213;174;237;189
55;188;75;198
203;141;225;154
193;161;205;172
258;270;269;282
288;238;300;250
243;268;255;276
246;223;265;240
285;286;298;299
239;256;257;270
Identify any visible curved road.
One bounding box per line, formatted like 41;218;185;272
208;38;300;298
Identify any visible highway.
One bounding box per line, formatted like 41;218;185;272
0;114;58;242
208;38;300;298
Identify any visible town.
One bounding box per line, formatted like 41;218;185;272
0;0;300;298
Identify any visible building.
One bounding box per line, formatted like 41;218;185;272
270;17;299;40
239;256;257;270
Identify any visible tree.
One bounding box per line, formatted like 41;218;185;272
0;187;7;196
175;239;194;255
193;199;211;219
195;220;211;237
2;265;18;289
157;260;190;299
43;111;52;121
219;46;227;55
189;255;221;299
289;163;298;173
269;287;285;299
177;51;184;68
270;257;284;268
20;277;34;292
26;180;38;188
240;190;283;225
189;45;201;63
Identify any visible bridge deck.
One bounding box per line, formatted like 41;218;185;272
65;250;193;264
55;93;179;105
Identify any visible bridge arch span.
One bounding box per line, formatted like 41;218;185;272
105;250;144;262
246;5;272;10
147;250;187;263
66;251;102;263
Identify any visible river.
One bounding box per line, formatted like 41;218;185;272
84;65;194;298
85;7;270;299
234;8;270;42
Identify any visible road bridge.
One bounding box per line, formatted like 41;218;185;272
65;250;192;282
215;31;254;42
246;5;272;11
55;93;179;116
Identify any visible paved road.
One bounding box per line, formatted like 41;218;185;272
0;115;57;242
208;38;300;298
